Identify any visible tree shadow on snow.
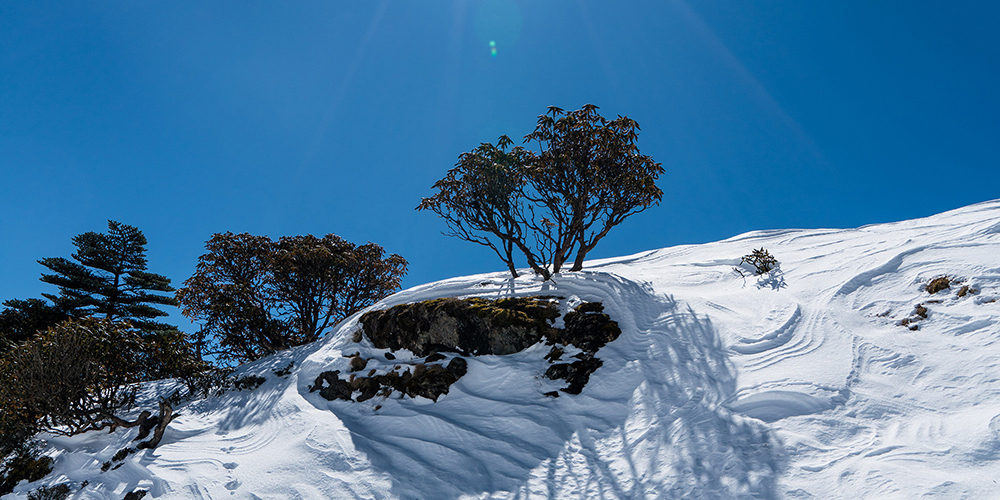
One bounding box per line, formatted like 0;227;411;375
324;272;786;499
756;267;788;291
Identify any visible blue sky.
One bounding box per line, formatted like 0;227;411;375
2;1;998;331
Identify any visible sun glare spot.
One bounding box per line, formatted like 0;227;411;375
490;40;497;57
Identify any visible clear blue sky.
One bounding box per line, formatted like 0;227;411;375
2;1;998;331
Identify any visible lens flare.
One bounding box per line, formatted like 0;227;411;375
490;40;497;57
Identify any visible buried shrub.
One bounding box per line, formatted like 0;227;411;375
738;248;779;275
0;454;53;496
925;276;952;295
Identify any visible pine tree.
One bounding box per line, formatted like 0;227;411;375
0;299;70;355
38;221;178;331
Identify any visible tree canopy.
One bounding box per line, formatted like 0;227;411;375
176;232;407;364
419;105;663;279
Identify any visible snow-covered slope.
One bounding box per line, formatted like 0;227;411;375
7;199;1000;499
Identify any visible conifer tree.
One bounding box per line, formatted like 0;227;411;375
0;299;69;355
38;221;178;331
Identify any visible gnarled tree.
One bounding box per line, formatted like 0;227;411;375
417;136;542;278
0;319;146;436
525;105;664;273
177;233;407;364
419;105;663;280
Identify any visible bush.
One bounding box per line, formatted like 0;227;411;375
739;248;779;275
27;483;70;500
0;319;146;437
419;105;663;280
926;276;952;294
0;454;53;496
0;299;70;357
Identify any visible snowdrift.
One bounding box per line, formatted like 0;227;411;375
6;199;1000;499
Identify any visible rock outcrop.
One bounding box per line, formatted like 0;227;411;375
312;296;621;404
358;296;561;356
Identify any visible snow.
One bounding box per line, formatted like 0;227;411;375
6;199;1000;499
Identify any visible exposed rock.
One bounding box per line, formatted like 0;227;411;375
351;377;381;402
544;346;564;362
359;297;560;356
544;353;604;395
320;297;620;404
446;357;468;378
549;302;622;352
310;371;353;401
123;490;148;500
404;363;459;401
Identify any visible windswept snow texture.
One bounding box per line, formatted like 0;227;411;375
8;199;1000;499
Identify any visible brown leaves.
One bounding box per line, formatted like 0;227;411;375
0;319;145;436
176;233;407;364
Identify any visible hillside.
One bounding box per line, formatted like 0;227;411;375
6;199;1000;499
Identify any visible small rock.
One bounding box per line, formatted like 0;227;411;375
351;377;381;402
545;353;604;395
446;357;468;378
926;276;952;294
544;346;564;362
311;371;353;401
404;364;459;401
349;355;369;373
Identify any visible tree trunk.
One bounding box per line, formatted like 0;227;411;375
137;400;175;449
